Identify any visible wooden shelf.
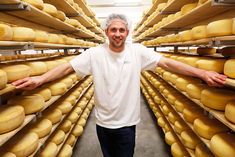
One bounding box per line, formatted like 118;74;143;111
163;0;197;13
0;85;15;96
164;1;234;30
43;0;78;17
0;115;35;147
74;0;95;17
152;72;235;132
143;74;211;149
33;42;90;49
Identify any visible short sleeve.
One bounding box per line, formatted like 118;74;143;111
69;49;92;77
139;44;162;71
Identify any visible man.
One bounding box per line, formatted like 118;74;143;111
12;14;226;157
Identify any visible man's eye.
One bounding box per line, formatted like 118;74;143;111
120;29;125;33
111;28;116;32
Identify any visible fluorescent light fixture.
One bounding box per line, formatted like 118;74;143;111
115;0;142;3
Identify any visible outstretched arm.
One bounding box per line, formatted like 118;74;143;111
157;57;227;87
12;63;74;90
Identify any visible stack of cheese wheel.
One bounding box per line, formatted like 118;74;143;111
7;94;45;114
193;116;229;139
0;105;25;134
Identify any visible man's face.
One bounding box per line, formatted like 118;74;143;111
105;19;129;50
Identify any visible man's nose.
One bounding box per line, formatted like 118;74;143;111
114;30;121;36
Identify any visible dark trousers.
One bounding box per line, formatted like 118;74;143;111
96;125;136;157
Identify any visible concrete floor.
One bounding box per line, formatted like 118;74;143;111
72;95;172;157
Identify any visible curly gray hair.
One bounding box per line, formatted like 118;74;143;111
101;13;131;30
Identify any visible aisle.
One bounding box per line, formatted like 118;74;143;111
72;94;171;157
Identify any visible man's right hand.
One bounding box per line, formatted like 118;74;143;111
11;76;43;90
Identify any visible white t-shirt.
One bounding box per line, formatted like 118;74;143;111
70;43;162;128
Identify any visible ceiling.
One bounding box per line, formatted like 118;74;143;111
86;0;152;28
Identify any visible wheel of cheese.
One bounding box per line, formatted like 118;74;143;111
180;3;197;15
183;107;204;123
64;95;77;106
179;30;192;41
195;143;214;157
186;83;207;100
158;117;167;128
183;57;200;67
8;95;45;114
196;59;225;73
162;71;172;81
65;134;76;146
171;142;188;157
65;37;77;45
43;109;62;124
29;119;52;138
78;118;86;127
8;132;39;157
0;105;25;134
21;0;44;10
168;112;180;124
57;144;72;157
44;61;58;70
25;61;48;76
71;90;81;98
56;102;73;114
81;112;88;120
12;27;35;41
225;101;235;123
1;152;16;157
68;112;79;124
210;133;235;157
197;47;217;55
165;131;177;146
174;120;190;134
72;125;83;137
59;120;72;133
192;25;207;40
174;99;190;113
43;3;58;17
48;82;67;96
201;88;235;110
1;64;31;83
65;18;81;28
39;142;57;157
50;130;65;145
48;34;59;44
221;47;235;57
78;100;87;109
0;23;13;40
176;77;201;91
193;116;229;139
22;87;51;101
55;10;66;21
74;107;82;115
224;59;235;78
68;74;78;83
34;30;48;42
0;69;7;90
207;19;233;37
181;130;201;149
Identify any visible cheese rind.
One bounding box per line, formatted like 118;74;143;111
25;61;48;76
181;130;201;149
0;69;7;89
29;119;52;138
57;144;72;157
165;131;177;146
72;125;83;137
40;142;57;157
43;3;58;17
21;0;44;10
50;130;65;145
192;25;207;40
196;59;225;73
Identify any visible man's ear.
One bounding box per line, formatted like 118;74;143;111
105;29;108;36
126;29;129;36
